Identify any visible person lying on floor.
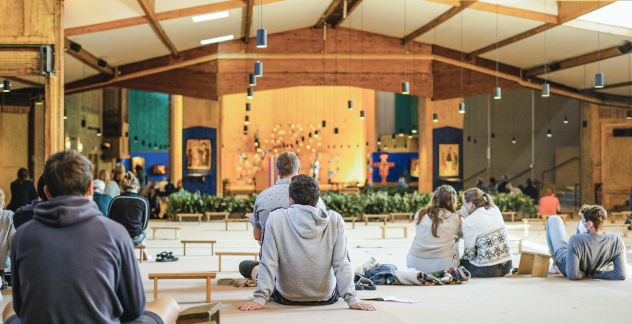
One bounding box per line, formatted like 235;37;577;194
547;205;626;280
4;150;180;324
459;188;514;277
239;175;375;311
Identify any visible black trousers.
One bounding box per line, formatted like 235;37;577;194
460;260;513;278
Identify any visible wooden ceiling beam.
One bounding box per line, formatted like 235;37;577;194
137;0;179;57
0;76;44;88
425;1;557;23
524;41;631;78
581;80;632;92
403;1;474;44
333;0;364;29
242;0;254;44
64;38;115;75
314;0;342;29
466;1;615;60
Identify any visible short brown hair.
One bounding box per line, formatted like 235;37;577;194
276;152;300;177
0;188;5;205
579;205;607;231
44;150;93;197
289;175;320;207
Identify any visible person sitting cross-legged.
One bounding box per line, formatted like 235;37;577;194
4;150;180;324
239;175;375;311
546;205;627;280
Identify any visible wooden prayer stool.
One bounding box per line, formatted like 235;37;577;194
517;252;552;277
609;212;629;224
364;214;390;225
505;224;531;238
339;187;360;195
224;219;249;230
507;238;526;253
215;252;259;272
149;272;216;303
390;213;413;223
182;240;217;256
205;212;230;222
176;303;221;324
380;225;409;239
604;224;629;237
177;213;203;224
342;217;357;229
135;245;145;263
151;226;181;240
501;212;517;222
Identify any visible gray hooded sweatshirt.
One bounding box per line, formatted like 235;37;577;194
253;204;359;307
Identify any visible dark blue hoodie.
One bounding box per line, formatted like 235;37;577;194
11;196;145;324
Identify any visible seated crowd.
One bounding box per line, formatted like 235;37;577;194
0;150;626;322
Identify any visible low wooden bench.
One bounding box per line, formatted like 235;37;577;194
507;238;526;253
149;272;216;303
609;212;629;224
176;302;221;324
339;187;360;195
135;245;145;263
177;213;203;225
604;224;629;237
364;214;390;225
506;224;531;238
342;217;357;229
216;252;259;272
151;226;181;240
205;212;230;222
517;252;552;277
537;213;567;227
182;240;217;256
224;219;249;230
380;225;409;238
501;212;517;222
390;213;413;223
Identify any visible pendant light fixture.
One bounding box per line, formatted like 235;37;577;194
36;93;44;105
254;61;263;77
595;0;604;88
399;128;404;137
256;0;267;48
564;116;568;124
244;125;248;135
547;97;552;137
322;120;326;127
315;130;319;138
2;80;10;92
627;110;632;119
245;116;250;125
459;11;465;112
408;131;413;139
347;13;353;109
512;95;516;143
433;113;438;123
360;110;365;119
63;109;68;120
542;2;550;97
412;124;417;134
459;103;465;114
134;136;138;144
493;2;501;99
547;128;552;137
401;0;409;95
348;100;353;110
512;137;516;144
249;73;256;86
392;133;396;140
247;88;254;99
246;103;251;111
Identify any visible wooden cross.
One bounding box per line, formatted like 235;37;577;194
372;154;395;186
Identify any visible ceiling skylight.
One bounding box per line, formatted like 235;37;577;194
577;2;632;29
192;11;229;23
200;35;234;45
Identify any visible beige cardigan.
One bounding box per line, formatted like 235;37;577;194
408;209;462;259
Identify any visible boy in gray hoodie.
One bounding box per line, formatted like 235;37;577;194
239;175;375;311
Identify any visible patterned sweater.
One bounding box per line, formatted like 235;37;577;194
461;206;513;267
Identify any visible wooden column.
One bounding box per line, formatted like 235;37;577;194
169;94;183;185
45;0;64;159
418;97;431;193
580;101;595;206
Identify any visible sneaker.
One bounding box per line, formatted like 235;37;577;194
361;257;378;272
548;265;559;274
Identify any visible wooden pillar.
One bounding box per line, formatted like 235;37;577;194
169;94;183;185
418;97;432;193
44;0;64;159
218;96;223;196
580;101;594;205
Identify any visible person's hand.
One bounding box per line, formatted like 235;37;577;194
245;213;253;221
350;302;376;311
239;302;263;311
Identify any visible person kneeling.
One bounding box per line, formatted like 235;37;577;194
4;150;181;324
239;175;375;311
546;205;626;280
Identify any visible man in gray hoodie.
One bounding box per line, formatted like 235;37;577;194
239;175;375;311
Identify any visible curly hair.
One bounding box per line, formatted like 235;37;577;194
579;205;607;231
120;172;140;192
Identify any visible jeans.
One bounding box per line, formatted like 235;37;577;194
239;260;260;279
6;312;163;324
546;216;568;277
460;259;513;277
625;213;632;230
272;288;339;306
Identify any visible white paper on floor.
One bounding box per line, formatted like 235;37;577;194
363;296;421;303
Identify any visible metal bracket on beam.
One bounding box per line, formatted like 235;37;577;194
39;45;54;75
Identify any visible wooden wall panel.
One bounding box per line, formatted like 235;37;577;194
0;48;40;75
0;113;29;204
0;0;56;44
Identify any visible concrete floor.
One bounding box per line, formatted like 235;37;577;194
1;217;630;324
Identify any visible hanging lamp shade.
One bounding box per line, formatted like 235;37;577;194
249;73;257;86
247;88;254;99
433;113;438;123
512;137;516;144
246;103;251;111
564;116;568;124
244;125;248;134
334;128;339;134
627;110;632;119
412;124;417;134
2;80;10;92
257;29;267;48
36;93;44;105
134;136;138;143
314;131;319;138
377;139;382;145
360;110;365;119
494;87;501;99
322;120;326;127
245;116;250;125
63;109;68;120
491;133;495;139
542;83;550;97
348;100;353;110
467;136;471;142
96;128;102;136
547;128;552;137
595;73;604;88
254;61;263;77
391;134;396;139
309;132;312;138
459;102;465;114
408;131;413;139
399;128;404;137
402;82;410;95
473;139;477;144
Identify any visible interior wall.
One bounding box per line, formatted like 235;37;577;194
0;112;29;204
64;90;106;177
463;89;581;194
221;86;376;189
